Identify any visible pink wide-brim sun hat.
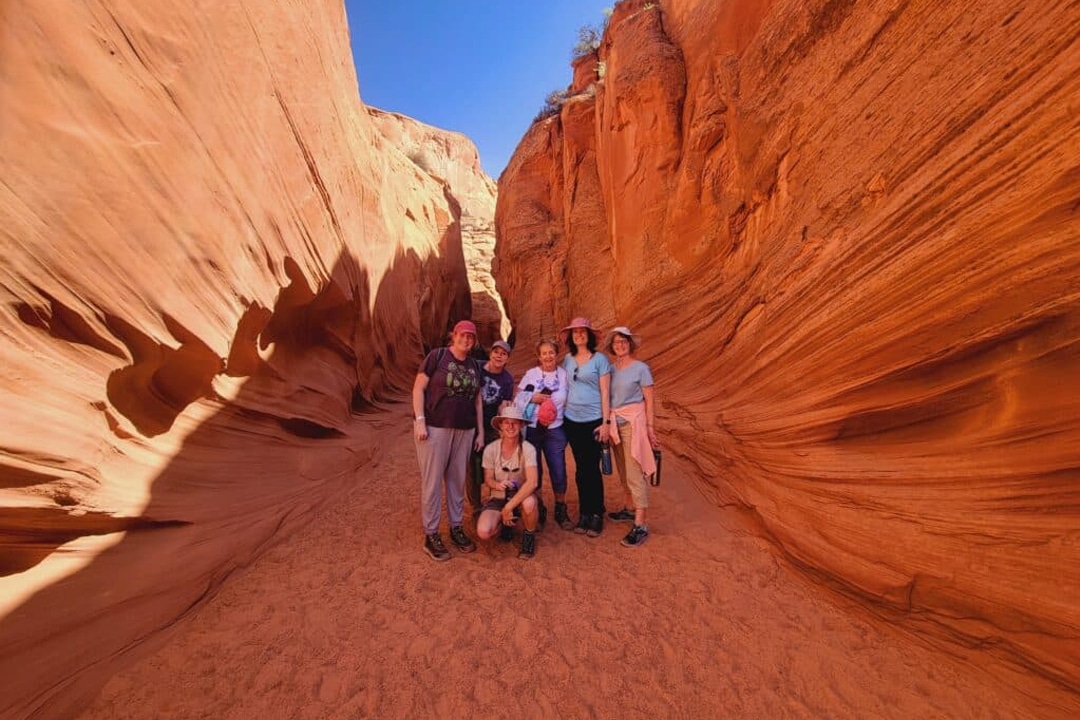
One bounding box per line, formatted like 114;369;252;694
561;317;599;341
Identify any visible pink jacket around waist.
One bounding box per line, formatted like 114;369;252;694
609;401;656;477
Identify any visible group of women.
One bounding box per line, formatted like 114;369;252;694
412;317;658;562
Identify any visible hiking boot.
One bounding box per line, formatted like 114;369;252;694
499;523;515;542
449;525;477;553
607;507;635;523
555;502;574;531
518;530;536;560
586;514;603;538
424;533;450;562
574;514;590;535
621;524;650;548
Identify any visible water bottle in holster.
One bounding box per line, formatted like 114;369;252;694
504;481;520;524
650;449;662;486
600;440;613;475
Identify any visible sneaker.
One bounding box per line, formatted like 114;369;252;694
621;524;650;547
555;502;574;531
424;534;451;562
574;514;589;534
586;514;603;538
449;526;477;553
607;507;635;523
518;530;536;560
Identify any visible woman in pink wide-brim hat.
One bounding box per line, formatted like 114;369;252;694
559;317;612;538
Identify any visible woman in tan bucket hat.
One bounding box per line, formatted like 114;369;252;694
476;405;541;559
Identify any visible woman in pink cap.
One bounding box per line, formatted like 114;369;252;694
560;317;612;537
412;320;484;561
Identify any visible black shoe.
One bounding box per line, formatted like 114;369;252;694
621;524;650;547
607;507;635;523
424;534;451;562
449;525;476;553
586;514;603;538
518;530;536;560
574;514;589;535
555;502;574;531
499;523;515;542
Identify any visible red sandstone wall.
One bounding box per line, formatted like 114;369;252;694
495;0;1080;706
367;108;507;346
0;1;484;716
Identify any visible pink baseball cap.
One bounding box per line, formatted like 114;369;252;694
452;320;477;337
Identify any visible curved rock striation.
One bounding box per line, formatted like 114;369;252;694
0;0;490;717
367;107;506;346
495;0;1080;710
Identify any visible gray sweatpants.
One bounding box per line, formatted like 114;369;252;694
415;425;473;535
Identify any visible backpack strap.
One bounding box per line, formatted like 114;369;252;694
433;346;481;382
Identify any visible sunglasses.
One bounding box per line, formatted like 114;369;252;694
501;466;520;474
573;368;579;381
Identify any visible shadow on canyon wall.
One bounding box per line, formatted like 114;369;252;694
0;244;459;719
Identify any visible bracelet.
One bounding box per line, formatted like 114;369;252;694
414;416;425;422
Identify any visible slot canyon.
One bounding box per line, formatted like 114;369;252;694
1;0;1078;718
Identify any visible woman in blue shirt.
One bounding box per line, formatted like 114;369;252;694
604;326;658;548
560;317;612;537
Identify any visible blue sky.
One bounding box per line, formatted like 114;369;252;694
345;1;614;179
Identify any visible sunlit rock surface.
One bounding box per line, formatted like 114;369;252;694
496;0;1080;709
367;107;506;346
0;0;491;717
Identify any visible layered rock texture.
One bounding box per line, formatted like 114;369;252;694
496;0;1080;710
0;0;493;716
367;108;507;344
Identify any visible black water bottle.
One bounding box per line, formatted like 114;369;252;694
600;440;613;475
650;449;662;486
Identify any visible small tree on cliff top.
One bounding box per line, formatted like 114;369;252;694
571;24;601;59
534;88;570;123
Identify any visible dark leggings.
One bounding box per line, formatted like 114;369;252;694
563;417;605;516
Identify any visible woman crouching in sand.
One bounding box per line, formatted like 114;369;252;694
475;406;541;559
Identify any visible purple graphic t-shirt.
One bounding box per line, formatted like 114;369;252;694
421;348;481;429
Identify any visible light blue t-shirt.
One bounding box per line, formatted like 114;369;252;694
610;360;654;422
562;352;612;422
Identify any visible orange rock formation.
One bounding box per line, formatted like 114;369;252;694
496;0;1080;709
367;107;507;345
1;0;1078;716
0;1;493;716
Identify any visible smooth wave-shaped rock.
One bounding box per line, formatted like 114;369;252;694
0;1;494;716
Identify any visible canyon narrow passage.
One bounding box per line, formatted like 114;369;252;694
75;409;1048;720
